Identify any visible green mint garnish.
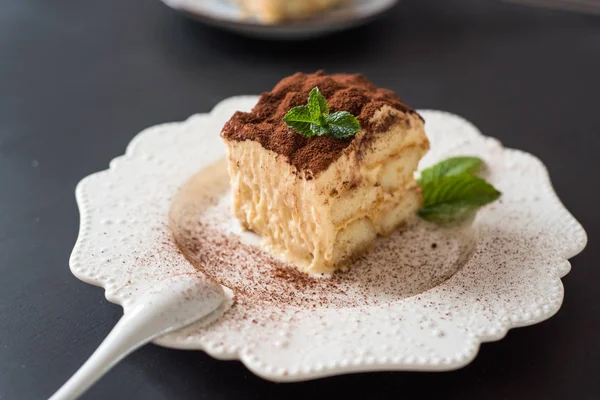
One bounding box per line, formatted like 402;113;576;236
282;106;314;137
417;156;482;185
418;157;500;225
283;87;361;139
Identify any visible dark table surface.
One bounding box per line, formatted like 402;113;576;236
2;0;599;399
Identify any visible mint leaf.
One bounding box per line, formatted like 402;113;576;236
282;105;315;137
283;105;312;123
418;203;481;225
418;156;482;185
308;87;329;121
311;123;329;136
283;86;361;139
419;173;501;224
421;173;500;208
326;111;361;139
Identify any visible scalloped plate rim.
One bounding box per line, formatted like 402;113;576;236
69;96;588;382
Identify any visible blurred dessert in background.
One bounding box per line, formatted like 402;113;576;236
232;0;348;23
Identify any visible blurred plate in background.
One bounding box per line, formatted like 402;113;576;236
161;0;399;39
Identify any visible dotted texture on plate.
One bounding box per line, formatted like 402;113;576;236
70;96;587;382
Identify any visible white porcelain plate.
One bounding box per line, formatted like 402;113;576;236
160;0;398;39
71;96;586;381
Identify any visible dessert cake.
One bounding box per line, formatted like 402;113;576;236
221;71;429;274
233;0;346;24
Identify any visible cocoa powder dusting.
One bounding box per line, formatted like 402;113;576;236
168;168;476;310
221;71;420;175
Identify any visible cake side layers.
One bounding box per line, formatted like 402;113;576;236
223;107;429;274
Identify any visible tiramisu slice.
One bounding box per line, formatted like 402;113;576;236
233;0;346;23
221;71;429;274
